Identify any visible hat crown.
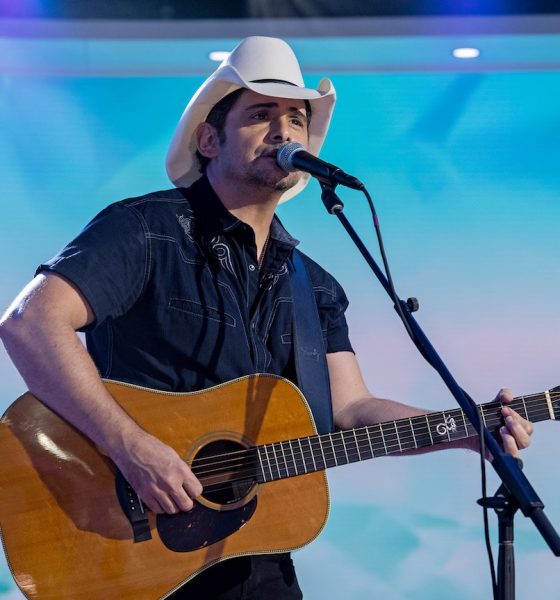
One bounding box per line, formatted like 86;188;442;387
221;36;305;88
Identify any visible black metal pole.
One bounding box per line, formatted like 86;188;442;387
478;459;523;600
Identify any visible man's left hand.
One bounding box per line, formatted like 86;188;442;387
495;387;534;457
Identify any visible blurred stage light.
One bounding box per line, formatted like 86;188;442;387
209;52;231;62
452;47;481;59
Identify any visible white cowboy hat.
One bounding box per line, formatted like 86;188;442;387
166;36;336;202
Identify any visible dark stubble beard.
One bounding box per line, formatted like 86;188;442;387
242;159;301;192
217;133;302;192
245;171;299;192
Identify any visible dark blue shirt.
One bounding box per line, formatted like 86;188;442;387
38;176;353;394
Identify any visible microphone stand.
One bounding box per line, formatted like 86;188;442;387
319;181;560;599
477;459;523;600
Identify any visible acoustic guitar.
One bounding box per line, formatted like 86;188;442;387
0;374;557;599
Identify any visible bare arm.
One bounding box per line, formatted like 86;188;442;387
0;273;202;513
328;351;533;457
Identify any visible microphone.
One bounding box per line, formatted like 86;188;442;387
276;142;364;190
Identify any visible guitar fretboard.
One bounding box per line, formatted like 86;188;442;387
254;389;559;483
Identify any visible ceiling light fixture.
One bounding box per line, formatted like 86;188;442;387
453;48;480;59
209;51;230;62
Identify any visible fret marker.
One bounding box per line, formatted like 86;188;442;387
436;415;457;437
545;390;556;420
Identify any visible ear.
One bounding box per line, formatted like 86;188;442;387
196;122;220;159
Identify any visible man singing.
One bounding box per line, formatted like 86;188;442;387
0;36;532;599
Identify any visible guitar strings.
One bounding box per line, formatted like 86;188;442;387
190;392;554;473
192;394;554;480
196;404;553;484
197;402;553;494
199;412;553;495
191;393;555;489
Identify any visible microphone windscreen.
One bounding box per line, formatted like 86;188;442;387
276;142;305;173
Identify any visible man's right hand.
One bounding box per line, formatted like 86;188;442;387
113;430;203;514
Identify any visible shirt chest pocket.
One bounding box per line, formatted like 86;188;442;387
164;276;253;365
168;297;236;327
166;270;241;328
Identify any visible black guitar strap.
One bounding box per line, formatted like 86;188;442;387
289;249;334;435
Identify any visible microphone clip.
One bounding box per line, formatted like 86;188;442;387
319;181;344;215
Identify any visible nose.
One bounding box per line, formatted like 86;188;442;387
267;116;292;144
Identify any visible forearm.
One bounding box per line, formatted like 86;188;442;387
335;395;478;455
329;354;529;460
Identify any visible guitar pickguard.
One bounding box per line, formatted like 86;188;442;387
157;498;257;552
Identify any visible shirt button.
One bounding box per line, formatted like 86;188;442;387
248;264;256;272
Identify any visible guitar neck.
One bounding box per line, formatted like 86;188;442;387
256;389;559;483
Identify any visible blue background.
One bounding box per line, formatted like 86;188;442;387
1;29;559;599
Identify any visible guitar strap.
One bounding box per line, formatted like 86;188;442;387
289;249;334;435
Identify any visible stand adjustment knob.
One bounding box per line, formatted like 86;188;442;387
406;297;419;312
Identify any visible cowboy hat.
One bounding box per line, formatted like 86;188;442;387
166;36;336;202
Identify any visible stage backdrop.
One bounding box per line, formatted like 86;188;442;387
1;26;559;599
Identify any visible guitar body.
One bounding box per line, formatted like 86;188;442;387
0;374;329;599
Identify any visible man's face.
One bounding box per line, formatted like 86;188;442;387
208;89;309;194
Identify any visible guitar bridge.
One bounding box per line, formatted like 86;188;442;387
115;469;152;543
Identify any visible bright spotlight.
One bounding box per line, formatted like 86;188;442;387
452;48;481;59
209;51;230;62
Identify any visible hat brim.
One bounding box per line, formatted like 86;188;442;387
166;65;335;203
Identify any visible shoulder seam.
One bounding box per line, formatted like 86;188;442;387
122;203;152;298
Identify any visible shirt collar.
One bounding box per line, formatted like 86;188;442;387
269;215;299;248
186;175;299;250
186;175;242;237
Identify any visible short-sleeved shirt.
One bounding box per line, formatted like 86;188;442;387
37;176;353;395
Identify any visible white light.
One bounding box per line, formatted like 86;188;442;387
453;48;480;59
209;51;230;62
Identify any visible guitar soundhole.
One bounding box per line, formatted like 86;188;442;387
192;439;256;506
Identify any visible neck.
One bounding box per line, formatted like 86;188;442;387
206;170;280;260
